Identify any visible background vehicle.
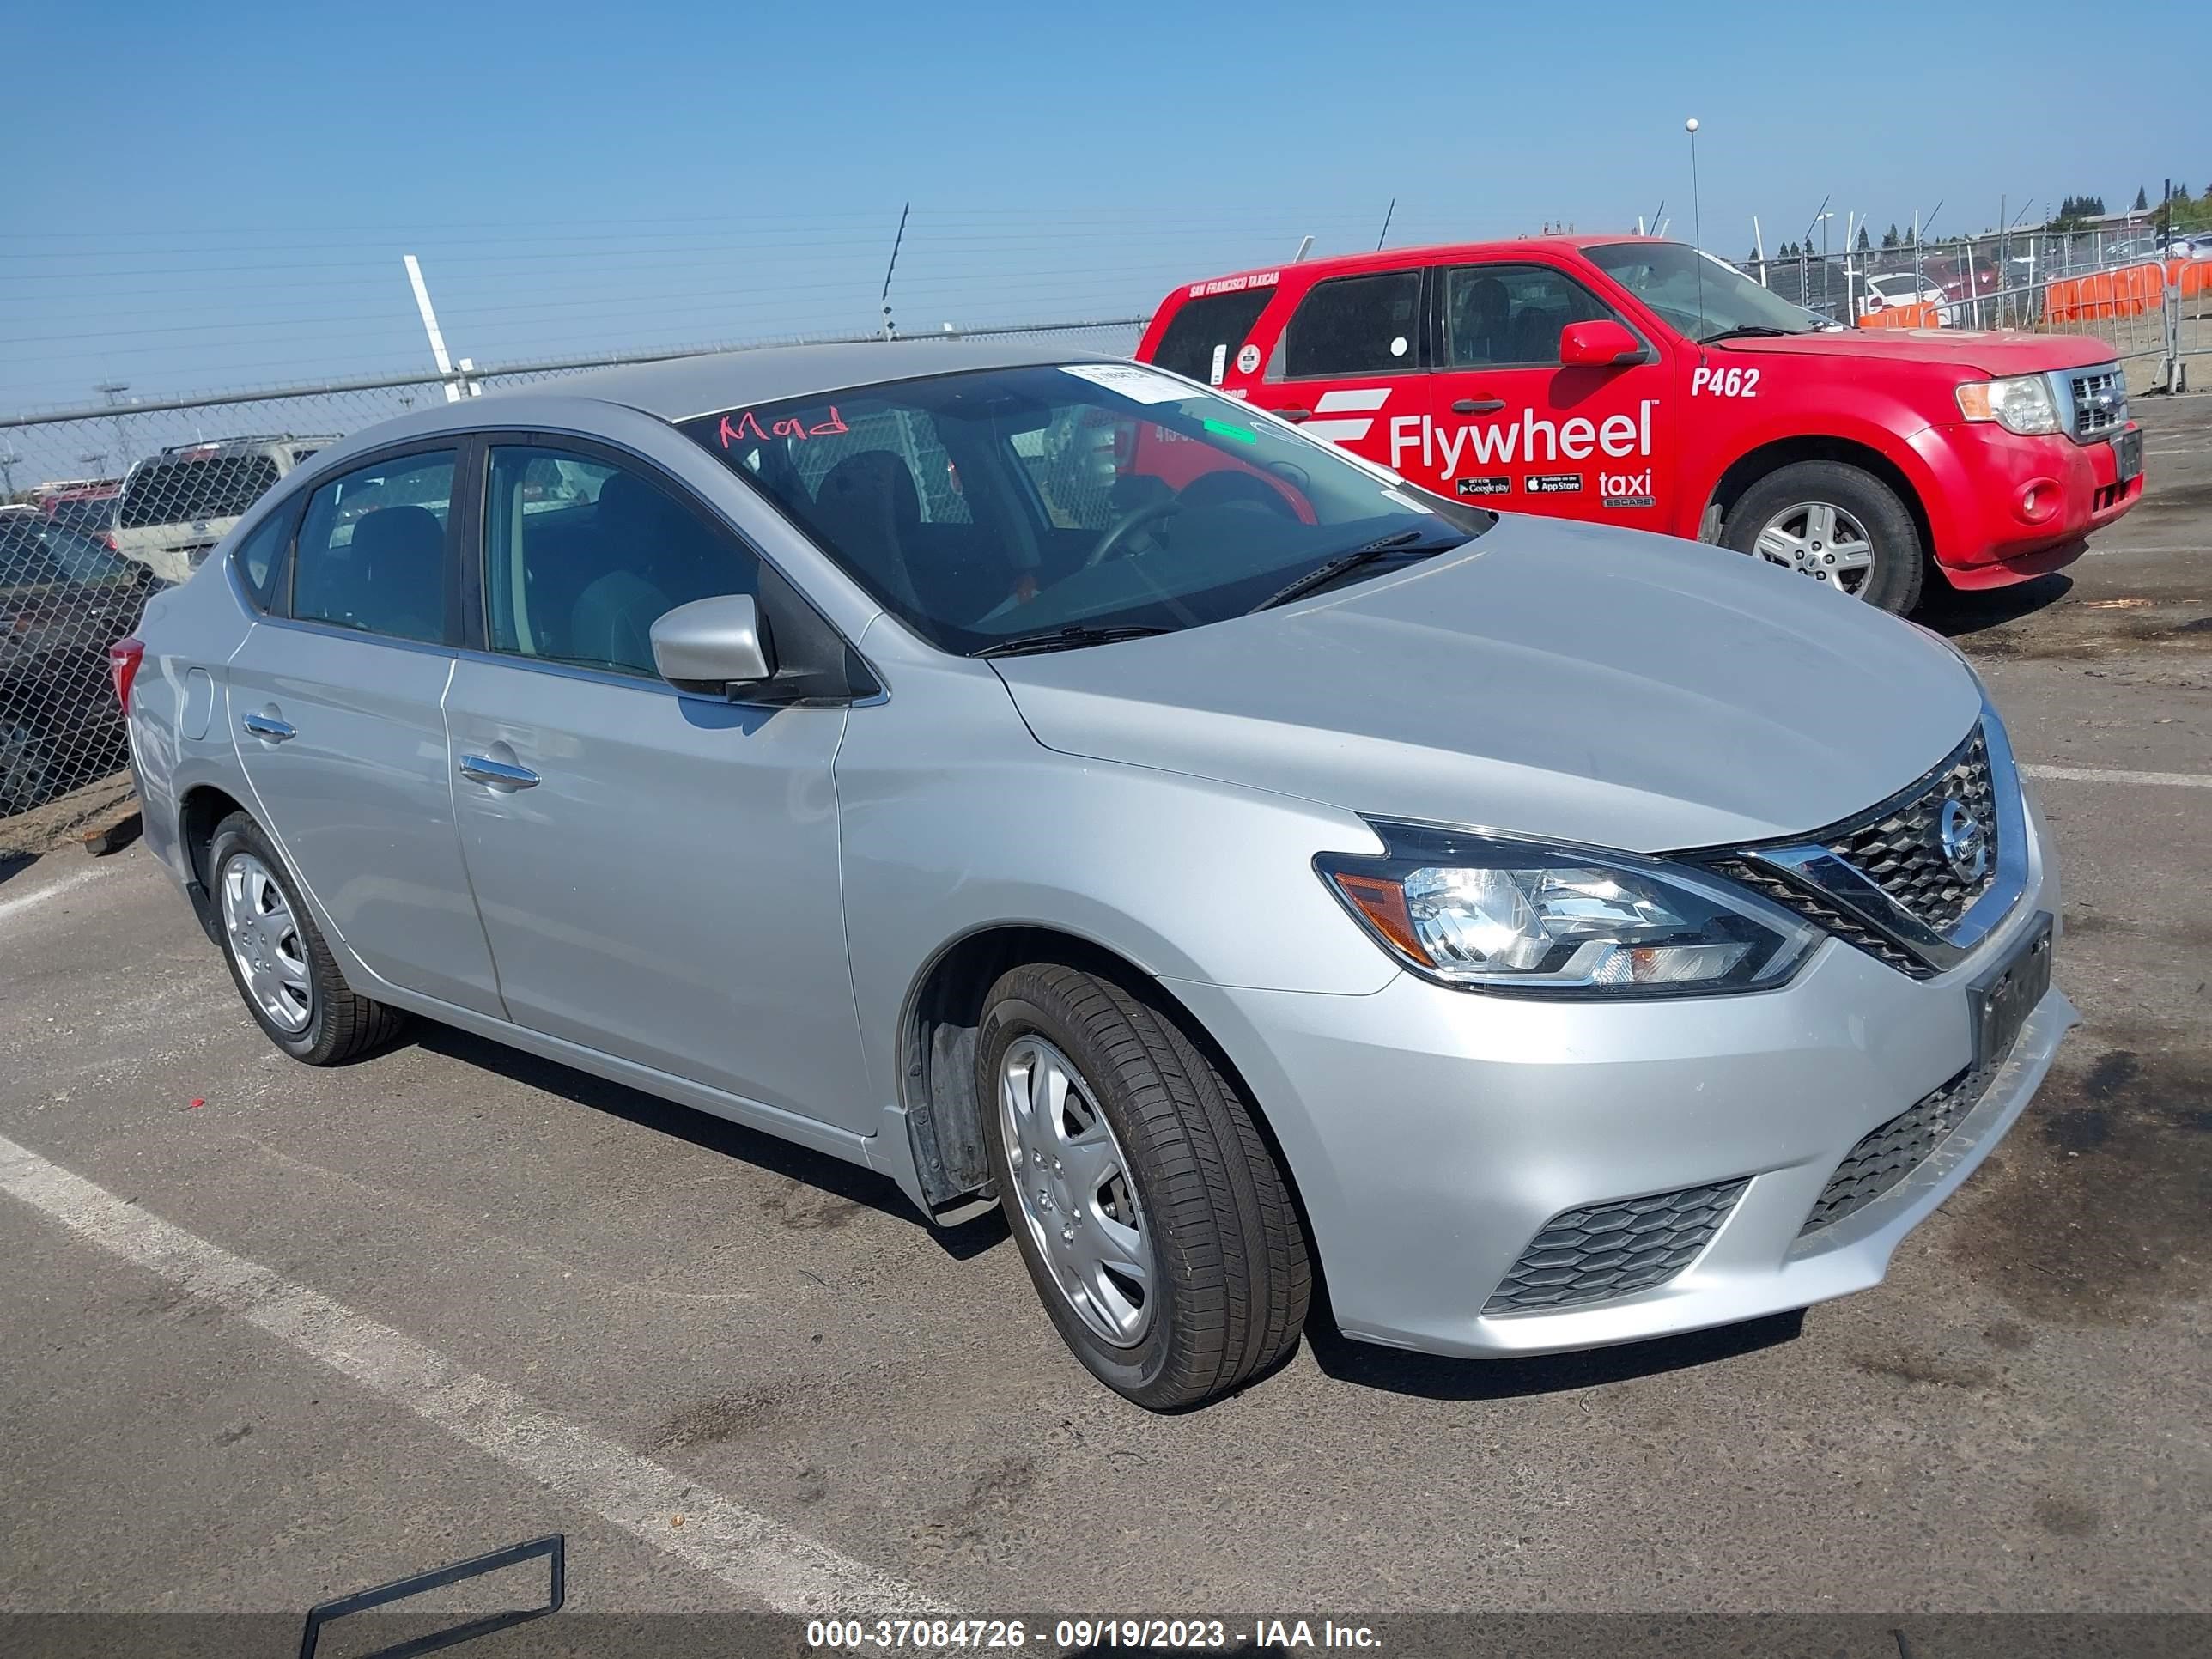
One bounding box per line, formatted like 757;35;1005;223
111;434;334;586
1858;271;1951;322
121;343;2068;1411
33;477;122;542
1138;237;2143;613
0;505;149;814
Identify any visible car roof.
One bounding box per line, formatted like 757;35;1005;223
505;337;1116;424
1169;234;1670;298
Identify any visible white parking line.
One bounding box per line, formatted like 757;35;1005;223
2023;763;2212;789
0;1132;952;1618
0;867;102;927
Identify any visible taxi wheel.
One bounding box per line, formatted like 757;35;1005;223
1722;460;1923;614
977;962;1310;1411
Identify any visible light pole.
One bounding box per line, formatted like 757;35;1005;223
1685;118;1702;250
94;380;132;474
0;447;19;499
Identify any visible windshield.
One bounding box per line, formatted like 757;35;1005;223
678;362;1488;654
1586;241;1829;341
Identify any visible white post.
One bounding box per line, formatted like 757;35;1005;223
1291;234;1315;264
403;254;467;403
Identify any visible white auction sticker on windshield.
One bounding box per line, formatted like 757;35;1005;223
1059;363;1196;405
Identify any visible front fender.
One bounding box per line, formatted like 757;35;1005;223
832;644;1396;1113
1684;403;1946;552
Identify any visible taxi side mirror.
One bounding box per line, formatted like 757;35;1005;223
1559;320;1646;368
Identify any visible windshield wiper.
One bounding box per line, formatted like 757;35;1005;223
1249;530;1461;613
973;623;1171;659
1697;324;1802;343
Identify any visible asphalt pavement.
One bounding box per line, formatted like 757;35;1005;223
1;398;2206;1637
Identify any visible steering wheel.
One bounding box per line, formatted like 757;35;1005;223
1176;470;1299;520
1085;497;1182;568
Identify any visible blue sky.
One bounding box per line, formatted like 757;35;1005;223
6;0;2206;409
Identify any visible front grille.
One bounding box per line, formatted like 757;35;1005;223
1799;1048;2008;1237
1709;858;1934;978
2069;369;2126;439
1484;1181;1747;1316
1822;731;1997;935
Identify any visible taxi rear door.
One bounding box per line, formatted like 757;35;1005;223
1421;255;1674;526
1242;266;1426;473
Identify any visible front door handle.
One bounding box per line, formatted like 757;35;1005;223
459;754;540;790
241;713;295;744
1277;406;1314;422
1450;398;1506;414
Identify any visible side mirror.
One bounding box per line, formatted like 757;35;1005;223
651;593;775;696
1559;319;1646;368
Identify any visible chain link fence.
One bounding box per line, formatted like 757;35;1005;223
1735;224;2171;323
0;319;1142;856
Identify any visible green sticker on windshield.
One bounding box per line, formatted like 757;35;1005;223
1202;418;1258;445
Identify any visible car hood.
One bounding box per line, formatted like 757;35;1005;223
988;516;1982;854
1726;328;2116;376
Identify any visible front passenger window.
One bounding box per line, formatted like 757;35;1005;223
1443;265;1616;368
485;446;757;678
290;452;456;642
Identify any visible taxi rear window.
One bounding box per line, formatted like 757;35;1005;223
1151;289;1274;383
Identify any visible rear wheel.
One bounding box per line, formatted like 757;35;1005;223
1722;459;1923;614
0;716;53;818
208;811;408;1065
977;963;1310;1410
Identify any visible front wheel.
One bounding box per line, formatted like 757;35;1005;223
1721;459;1923;614
977;963;1310;1410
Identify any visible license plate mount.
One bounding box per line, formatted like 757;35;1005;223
2115;428;2142;483
1970;914;2053;1070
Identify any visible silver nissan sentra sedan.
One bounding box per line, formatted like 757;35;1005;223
116;340;2074;1409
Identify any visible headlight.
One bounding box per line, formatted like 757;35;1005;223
1955;375;2060;435
1316;823;1820;998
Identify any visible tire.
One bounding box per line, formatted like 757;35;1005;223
977;963;1310;1410
206;811;408;1065
1721;459;1924;614
0;716;54;819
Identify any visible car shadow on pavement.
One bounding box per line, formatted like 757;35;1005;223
1301;1308;1804;1401
0;853;33;889
412;1024;1006;1261
1920;570;2073;638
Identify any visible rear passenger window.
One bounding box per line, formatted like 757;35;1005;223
1443;264;1615;368
290;451;455;643
1152;287;1276;383
485;446;757;678
230;506;295;609
1279;271;1421;379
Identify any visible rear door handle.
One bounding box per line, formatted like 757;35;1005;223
1451;398;1506;414
459;754;540;790
241;713;295;744
1277;407;1314;422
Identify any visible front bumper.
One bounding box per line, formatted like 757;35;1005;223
1165;806;2070;1360
1915;419;2142;587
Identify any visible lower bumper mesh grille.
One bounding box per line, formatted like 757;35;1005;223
1799;1053;2006;1237
1483;1181;1747;1316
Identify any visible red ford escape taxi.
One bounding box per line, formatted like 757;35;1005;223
1136;238;2143;612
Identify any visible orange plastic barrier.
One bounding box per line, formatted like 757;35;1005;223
2172;258;2211;300
1858;301;1942;329
2046;262;2167;323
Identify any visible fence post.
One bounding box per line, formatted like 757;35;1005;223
2160;274;2185;393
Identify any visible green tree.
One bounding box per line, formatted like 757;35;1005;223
1856;224;1871;252
2133;185;2149;211
1881;222;1899;248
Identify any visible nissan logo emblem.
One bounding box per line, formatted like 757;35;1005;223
1939;798;1989;884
